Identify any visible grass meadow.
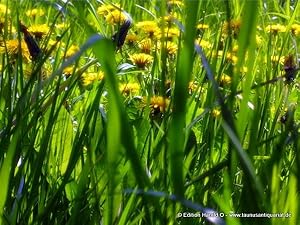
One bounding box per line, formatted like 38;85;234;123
0;0;300;224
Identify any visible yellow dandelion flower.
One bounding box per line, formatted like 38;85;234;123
222;19;241;37
28;24;50;39
291;24;300;36
266;24;286;34
150;96;170;116
159;41;178;55
162;13;179;23
161;27;180;39
119;82;140;95
0;3;10;14
197;23;209;30
63;66;76;77
195;38;212;49
165;41;178;55
270;55;285;64
226;52;238;65
167;0;184;7
56;23;69;30
65;45;79;58
256;35;263;46
97;4;121;15
138;39;152;54
232;45;239;53
81;71;104;86
220;74;232;86
26;8;45;17
234;66;248;74
0;39;30;62
105;10;126;25
126;33;138;45
129;53;153;69
188;81;198;94
136;21;160;38
211;109;221;117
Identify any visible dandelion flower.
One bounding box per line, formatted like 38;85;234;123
195;39;212;49
105;10;126;25
136;21;160;39
0;39;31;62
63;66;76;77
97;4;121;15
81;71;104;86
0;3;10;14
66;45;79;58
211;109;221;118
158;41;178;56
167;0;184;7
291;24;300;36
188;81;198;94
26;8;45;17
270;55;285;65
129;53;153;69
28;24;50;39
126;33;138;45
119;82;140;95
222;19;241;38
197;23;209;30
266;24;286;34
150;96;170;117
220;74;232;86
138;39;152;54
159;27;180;39
226;52;238;65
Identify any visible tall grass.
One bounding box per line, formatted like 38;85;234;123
0;0;299;224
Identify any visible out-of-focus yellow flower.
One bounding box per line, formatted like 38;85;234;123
63;66;76;77
28;24;50;39
157;27;180;40
222;19;241;37
97;4;121;15
195;38;212;49
188;81;198;94
266;24;286;34
167;0;184;7
81;71;104;86
129;53;153;69
24;63;51;80
136;21;160;39
119;82;140;95
197;23;209;30
270;55;285;65
291;24;300;36
226;52;238;65
150;96;170;116
211;109;221;117
126;33;138;45
220;74;232;86
0;3;10;14
0;39;30;62
97;4;126;25
56;23;69;30
256;35;263;46
105;10;126;25
65;45;79;58
158;41;178;56
138;39;152;54
26;8;44;17
162;13;179;24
